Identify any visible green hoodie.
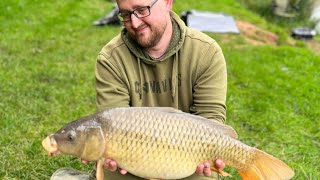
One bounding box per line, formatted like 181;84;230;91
95;11;226;179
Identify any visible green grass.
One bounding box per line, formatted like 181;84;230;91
1;0;319;179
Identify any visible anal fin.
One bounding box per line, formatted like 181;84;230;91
211;167;232;177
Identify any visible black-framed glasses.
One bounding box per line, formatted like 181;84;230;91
117;0;159;22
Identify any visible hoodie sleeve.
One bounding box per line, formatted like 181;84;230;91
95;53;130;111
191;42;227;124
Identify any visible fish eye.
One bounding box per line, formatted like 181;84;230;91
67;134;75;141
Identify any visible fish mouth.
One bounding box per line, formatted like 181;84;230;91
49;149;61;156
42;134;60;156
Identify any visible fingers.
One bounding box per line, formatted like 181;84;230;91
195;163;204;175
103;159;118;172
214;159;225;170
196;162;211;176
119;169;128;175
203;162;212;176
103;159;128;175
196;159;225;177
81;158;127;174
81;159;89;164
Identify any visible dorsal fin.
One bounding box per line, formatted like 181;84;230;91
138;107;182;113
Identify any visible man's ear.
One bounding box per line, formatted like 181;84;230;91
164;0;173;10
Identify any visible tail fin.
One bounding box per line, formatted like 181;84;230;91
239;148;294;180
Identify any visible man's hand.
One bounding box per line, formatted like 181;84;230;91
195;159;225;176
81;158;127;175
103;159;127;175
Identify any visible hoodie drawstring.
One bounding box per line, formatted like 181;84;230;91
171;52;178;103
138;57;142;100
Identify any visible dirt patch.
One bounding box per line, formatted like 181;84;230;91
305;39;320;54
236;20;279;45
235;20;320;54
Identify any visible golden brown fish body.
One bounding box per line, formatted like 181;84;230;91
42;107;294;180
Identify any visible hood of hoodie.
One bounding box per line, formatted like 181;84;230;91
121;11;186;64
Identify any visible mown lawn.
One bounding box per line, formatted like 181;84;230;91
1;0;319;179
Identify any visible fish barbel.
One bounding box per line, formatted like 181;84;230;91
42;107;294;180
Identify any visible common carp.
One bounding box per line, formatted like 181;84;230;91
42;107;294;180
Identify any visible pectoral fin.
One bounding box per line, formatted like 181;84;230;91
96;158;105;180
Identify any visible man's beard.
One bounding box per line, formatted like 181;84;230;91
129;22;167;48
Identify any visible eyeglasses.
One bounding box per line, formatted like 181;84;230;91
117;0;159;22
